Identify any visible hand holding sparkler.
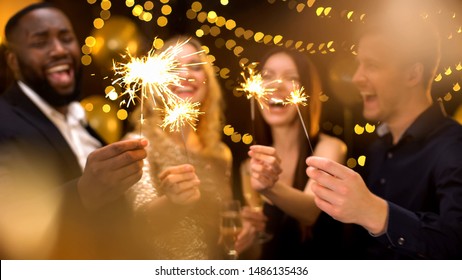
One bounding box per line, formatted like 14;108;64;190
159;164;201;206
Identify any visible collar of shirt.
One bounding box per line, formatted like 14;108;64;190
18;81;87;126
17;81;102;170
376;101;447;145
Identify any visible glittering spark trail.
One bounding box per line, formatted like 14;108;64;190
158;97;204;162
112;39;191;136
158;97;203;133
237;65;276;109
284;84;314;154
237;64;277;144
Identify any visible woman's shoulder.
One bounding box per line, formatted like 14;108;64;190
203;142;232;165
316;133;347;161
318;133;346;146
214;142;232;162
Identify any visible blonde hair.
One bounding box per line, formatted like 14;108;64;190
131;36;225;152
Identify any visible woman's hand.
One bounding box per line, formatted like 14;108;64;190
159;164;201;206
248;145;282;192
235;214;257;254
241;206;267;233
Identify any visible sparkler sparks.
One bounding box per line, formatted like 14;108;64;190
283;84;314;154
237;65;276;109
111;38;206;136
236;63;279;145
158;98;204;133
112;40;188;108
284;84;308;106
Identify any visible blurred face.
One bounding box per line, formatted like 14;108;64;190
170;43;207;104
7;8;81;107
352;34;409;123
260;52;299;127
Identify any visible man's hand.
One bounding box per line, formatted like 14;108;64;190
306;156;388;235
78;138;148;210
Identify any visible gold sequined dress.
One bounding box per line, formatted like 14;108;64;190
125;127;232;259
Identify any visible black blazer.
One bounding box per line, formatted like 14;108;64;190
0;83;85;183
0;84;137;259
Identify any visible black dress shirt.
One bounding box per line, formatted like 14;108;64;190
350;102;462;259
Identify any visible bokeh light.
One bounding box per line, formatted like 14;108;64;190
66;0;461;170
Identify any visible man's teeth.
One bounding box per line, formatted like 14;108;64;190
47;65;70;73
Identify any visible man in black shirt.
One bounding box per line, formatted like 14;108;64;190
305;2;462;259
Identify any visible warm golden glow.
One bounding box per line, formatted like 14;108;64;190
144;1;154;10
223;125;234;136
112;39;206;133
453;82;461;92
365;123;376;133
237;65;275;109
117;109;128;120
191;1;202;12
354;124;365;135
85;36;97;47
347;158;357;168
284;84;308;106
161;5;172;16
158;98;204;132
93;18;105;29
112;41;187;107
358;155;366;166
102;104;111;113
81;54;92;65
101;0;111;11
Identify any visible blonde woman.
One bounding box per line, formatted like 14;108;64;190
125;36;254;259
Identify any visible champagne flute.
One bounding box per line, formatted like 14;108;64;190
241;165;273;243
220;200;243;260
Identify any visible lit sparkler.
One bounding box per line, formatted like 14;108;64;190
237;64;278;144
157;97;204;162
284;84;309;106
112;39;192;135
237;64;275;109
284;84;314;154
158;97;204;133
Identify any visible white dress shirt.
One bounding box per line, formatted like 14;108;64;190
18;81;102;171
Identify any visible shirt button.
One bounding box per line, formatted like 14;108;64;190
397;237;405;246
380;178;386;184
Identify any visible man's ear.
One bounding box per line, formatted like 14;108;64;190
405;62;424;87
5;50;20;79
